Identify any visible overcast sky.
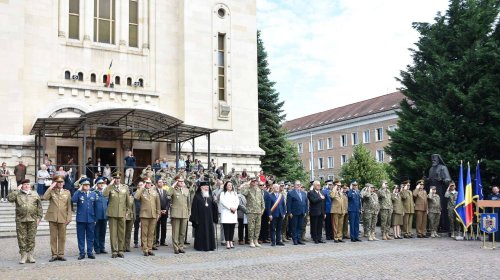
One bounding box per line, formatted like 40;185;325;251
256;0;450;120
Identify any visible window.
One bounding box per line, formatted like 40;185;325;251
363;130;370;143
341;155;348;166
297;143;303;154
138;78;144;87
90;73;96;83
102;74;107;83
352;132;359;145
376;128;383;141
94;0;116;44
327;175;334;180
65;71;71;80
115;76;120;85
340;135;347;147
318;158;324;169
317;139;324;151
129;0;138;47
327;156;334;169
376;150;385;162
388;125;398;140
127;77;132;86
218;33;226;101
327;137;333;149
69;0;80;39
78;72;83;81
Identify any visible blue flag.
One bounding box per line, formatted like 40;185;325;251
474;162;483;201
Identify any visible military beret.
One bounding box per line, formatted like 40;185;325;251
79;178;91;185
53;175;65;182
21;179;30;184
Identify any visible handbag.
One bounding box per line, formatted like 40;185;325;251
44;179;53;187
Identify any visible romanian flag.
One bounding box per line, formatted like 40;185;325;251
105;60;113;87
455;162;474;228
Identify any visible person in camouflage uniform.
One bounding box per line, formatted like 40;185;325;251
377;180;393;240
400;180;415;238
240;177;265;248
361;183;380;241
427;186;441;238
444;182;460;238
8;179;43;264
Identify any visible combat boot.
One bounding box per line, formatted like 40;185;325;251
372;232;379;241
249;240;255;248
451;231;456;238
27;251;36;263
382;232;388;240
254;239;261;247
363;231;369;237
386;233;393;240
368;233;374;241
19;252;27;264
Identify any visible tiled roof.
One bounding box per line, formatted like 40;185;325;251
283;91;405;133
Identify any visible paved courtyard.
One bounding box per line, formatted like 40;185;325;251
0;228;496;280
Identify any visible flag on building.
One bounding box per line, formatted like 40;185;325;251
105;60;113;87
455;162;473;228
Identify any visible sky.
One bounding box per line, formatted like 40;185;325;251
256;0;450;120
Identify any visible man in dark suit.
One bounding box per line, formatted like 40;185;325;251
266;184;286;246
155;179;170;246
308;181;326;244
287;181;308;245
347;181;363;242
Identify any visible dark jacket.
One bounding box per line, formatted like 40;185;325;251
286;189;308;216
308;190;326;216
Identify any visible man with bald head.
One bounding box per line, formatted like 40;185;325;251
308;180;326;244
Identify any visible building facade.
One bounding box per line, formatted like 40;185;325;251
0;0;263;182
284;92;404;181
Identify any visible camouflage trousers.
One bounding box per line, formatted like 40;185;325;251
379;209;392;234
364;212;378;233
16;221;37;254
428;212;440;232
447;207;460;233
247;213;261;240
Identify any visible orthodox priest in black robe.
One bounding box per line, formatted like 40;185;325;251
189;181;218;251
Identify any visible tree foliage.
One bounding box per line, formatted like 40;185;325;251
257;31;307;182
340;145;390;187
386;0;500;183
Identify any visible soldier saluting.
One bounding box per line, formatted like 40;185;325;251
8;179;43;264
104;172;131;258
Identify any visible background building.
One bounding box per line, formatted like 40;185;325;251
0;0;263;183
283;91;404;181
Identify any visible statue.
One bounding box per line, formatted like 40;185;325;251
428;154;451;233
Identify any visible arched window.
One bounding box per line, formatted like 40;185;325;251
127;77;132;86
102;75;107;83
90;73;96;83
65;71;71;80
138;78;144;87
115;76;120;85
78;72;83;81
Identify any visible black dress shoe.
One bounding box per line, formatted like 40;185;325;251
58;257;67;261
293;241;298;245
148;252;155;256
417;235;423;238
276;242;285;246
125;249;131;252
338;240;344;243
314;240;319;244
88;255;95;259
271;243;276;246
117;253;124;258
179;249;186;253
78;255;85;260
100;250;108;254
152;247;158;250
334;240;339;243
174;250;179;254
184;242;190;245
298;241;305;245
160;243;167;246
143;252;149;256
318;240;326;243
49;257;58;262
351;239;356;242
112;254;117;258
355;239;362;242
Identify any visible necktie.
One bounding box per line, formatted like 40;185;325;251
298;190;302;201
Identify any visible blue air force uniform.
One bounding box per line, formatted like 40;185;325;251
93;179;108;254
347;184;362;241
72;182;98;258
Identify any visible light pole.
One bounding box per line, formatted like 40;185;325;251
310;132;314;181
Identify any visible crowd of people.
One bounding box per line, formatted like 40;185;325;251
5;153;500;265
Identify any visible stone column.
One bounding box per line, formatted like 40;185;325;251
58;0;69;38
118;0;129;48
142;0;149;49
83;0;93;42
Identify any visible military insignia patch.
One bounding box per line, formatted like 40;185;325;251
480;213;498;233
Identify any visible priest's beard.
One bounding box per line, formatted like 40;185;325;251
202;190;209;198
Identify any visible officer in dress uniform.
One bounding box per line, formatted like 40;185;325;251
44;175;73;262
72;178;97;260
8;179;43;264
347;181;362;242
104;172;131;258
166;175;191;254
93;177;108;254
134;178;160;256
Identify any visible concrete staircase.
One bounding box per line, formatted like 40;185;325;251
0;200;76;238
